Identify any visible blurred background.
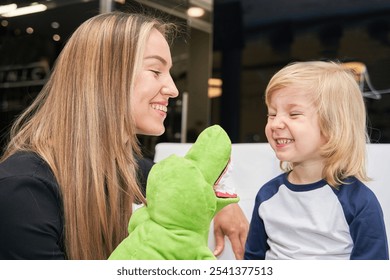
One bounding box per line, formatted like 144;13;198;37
1;0;390;160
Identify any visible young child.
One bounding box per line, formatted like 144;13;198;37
244;61;389;260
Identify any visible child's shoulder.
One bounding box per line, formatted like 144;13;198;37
335;177;385;225
256;173;286;200
263;173;286;187
339;177;375;193
337;177;380;204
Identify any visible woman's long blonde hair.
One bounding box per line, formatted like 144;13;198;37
1;12;176;259
265;61;370;187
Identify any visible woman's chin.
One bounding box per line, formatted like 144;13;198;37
137;126;165;137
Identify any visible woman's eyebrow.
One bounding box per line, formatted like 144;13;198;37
144;55;168;66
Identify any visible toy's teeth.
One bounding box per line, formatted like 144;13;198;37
215;191;238;198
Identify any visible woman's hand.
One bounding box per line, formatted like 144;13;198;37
213;203;249;259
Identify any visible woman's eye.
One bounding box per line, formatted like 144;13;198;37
150;70;161;76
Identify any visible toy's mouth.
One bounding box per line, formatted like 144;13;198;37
214;158;237;198
215;191;238;198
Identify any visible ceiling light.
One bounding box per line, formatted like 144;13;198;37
0;3;17;14
187;7;205;18
51;21;60;29
53;34;61;42
1;4;47;17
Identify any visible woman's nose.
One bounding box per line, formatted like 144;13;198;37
161;75;179;97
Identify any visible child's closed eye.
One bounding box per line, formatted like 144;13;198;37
290;112;303;117
267;113;276;119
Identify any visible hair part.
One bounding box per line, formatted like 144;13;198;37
1;12;177;259
265;61;370;187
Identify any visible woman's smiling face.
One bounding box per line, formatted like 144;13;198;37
132;28;179;136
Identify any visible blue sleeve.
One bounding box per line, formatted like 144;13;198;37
244;192;269;260
339;182;389;260
0;176;65;259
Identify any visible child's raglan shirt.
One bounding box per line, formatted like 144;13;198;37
245;173;389;260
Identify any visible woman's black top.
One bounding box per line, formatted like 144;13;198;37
0;152;64;259
0;151;153;259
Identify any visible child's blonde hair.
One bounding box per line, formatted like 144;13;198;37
265;61;370;187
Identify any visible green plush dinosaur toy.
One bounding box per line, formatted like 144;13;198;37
108;125;239;260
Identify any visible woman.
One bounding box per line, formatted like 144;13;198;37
0;12;248;260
